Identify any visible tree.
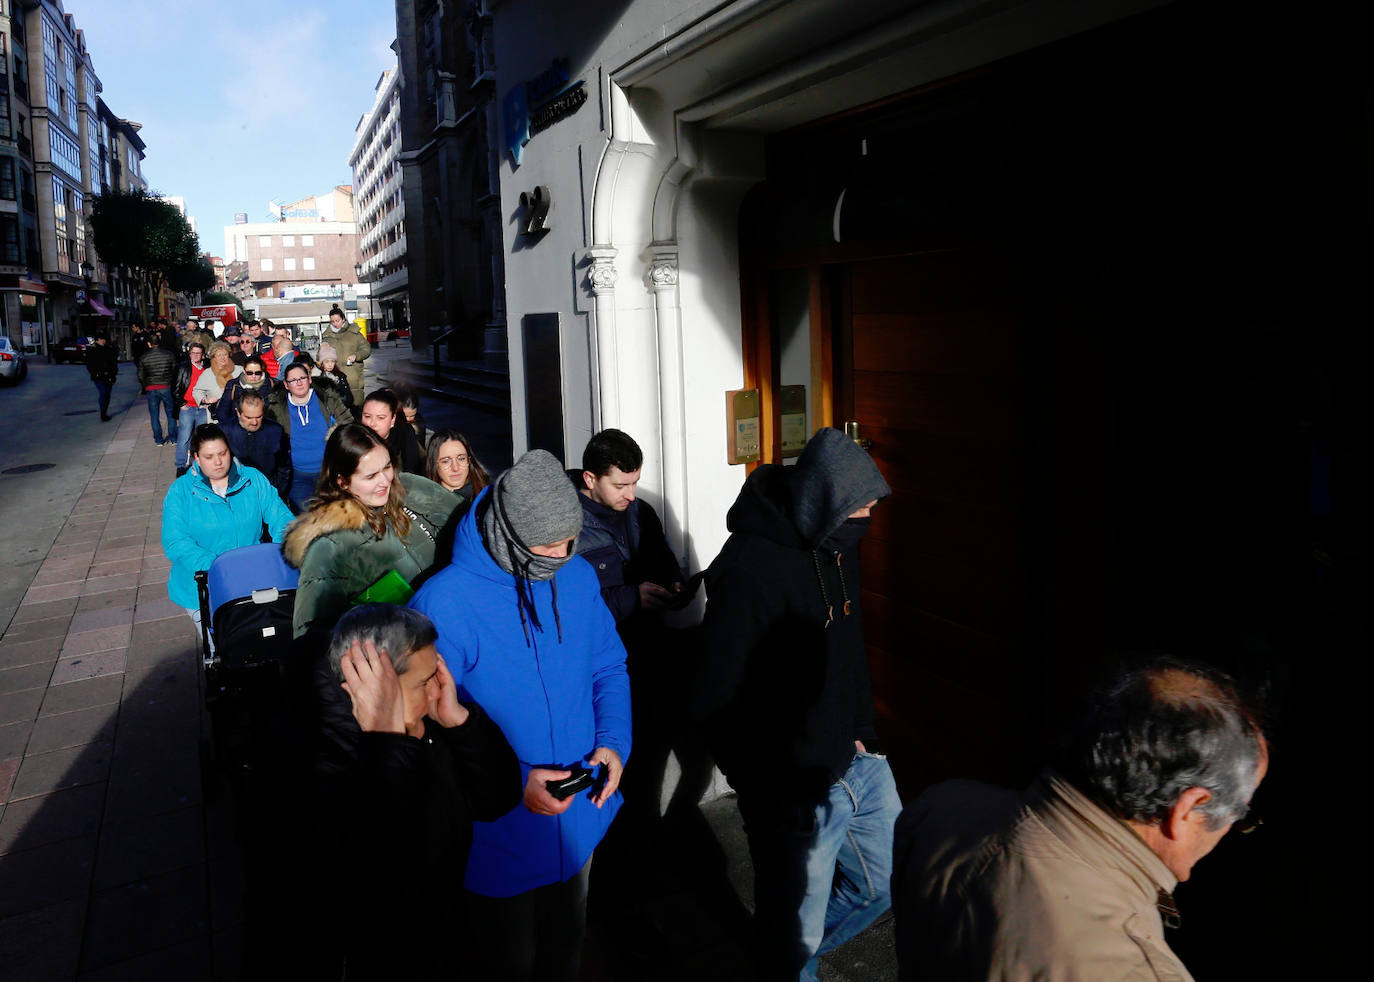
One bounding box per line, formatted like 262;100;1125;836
90;188;202;320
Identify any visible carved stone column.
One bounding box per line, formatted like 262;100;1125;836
586;245;620;429
648;246;688;568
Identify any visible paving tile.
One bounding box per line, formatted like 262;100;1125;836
94;806;205;890
51;649;128;685
80;863;210;970
0;783;106;855
97;535;146;552
1;614;73;644
0;898;87;981
0;661;53;696
61;625;133;658
131;616;196;647
69;606;136;635
0;638;61;671
0;757;17;805
113;707;199;763
8;597;80;627
0;834;97;917
0;721;31;759
81;573;143;598
78;935;213;982
85;559;144;580
0;688;44;726
54;525;103;545
9;742;113;799
92;546;145;565
30;564;91;588
39;675;125;717
22;580;85;604
104;746;201;820
27;705;119;755
133;598;182;624
46;543;97;562
75;588;140;614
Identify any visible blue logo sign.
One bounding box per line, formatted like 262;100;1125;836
504;84;530;166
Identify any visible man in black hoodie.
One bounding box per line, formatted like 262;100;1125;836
694;427;899;982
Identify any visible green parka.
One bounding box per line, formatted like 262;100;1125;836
283;473;465;638
265;381;354;437
322;324;371;403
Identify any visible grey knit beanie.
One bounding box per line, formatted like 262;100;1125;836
317;342;338;363
481;449;583;580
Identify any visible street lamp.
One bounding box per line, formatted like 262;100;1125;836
354;262;363;283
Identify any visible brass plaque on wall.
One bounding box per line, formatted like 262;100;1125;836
726;389;761;464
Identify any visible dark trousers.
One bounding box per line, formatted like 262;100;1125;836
463;859;592;982
145;388;177;443
92;379;112;417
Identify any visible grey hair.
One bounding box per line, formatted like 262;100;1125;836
327;604;437;682
1055;657;1263;830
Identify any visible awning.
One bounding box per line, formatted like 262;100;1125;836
88;298;115;317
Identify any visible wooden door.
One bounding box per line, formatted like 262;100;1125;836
836;246;1037;792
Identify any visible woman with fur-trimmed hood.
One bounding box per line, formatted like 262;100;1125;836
284;423;466;640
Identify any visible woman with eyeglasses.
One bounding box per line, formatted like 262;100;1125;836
191;341;243;424
217;355;277;423
425;428;490;502
266;362;355;511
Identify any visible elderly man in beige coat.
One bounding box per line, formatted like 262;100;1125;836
892;659;1267;982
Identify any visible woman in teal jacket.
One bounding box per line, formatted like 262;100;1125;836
161;423;295;642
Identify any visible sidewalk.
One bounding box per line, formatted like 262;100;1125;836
0;412;240;980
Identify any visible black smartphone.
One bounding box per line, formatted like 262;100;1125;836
546;766;594;800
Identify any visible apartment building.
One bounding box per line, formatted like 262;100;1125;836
348;65;407;333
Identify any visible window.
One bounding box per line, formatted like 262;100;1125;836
48;123;81;180
0;94;10;141
283;257;296;271
1;217;18;263
302;257;315;271
259;235;272;247
260;258;272;272
301;235;314;246
282;234;294;246
0;159;13;200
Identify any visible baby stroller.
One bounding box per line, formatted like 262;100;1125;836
194;543;301;785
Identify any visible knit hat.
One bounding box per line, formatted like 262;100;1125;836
480;449;583;644
318;342;338;363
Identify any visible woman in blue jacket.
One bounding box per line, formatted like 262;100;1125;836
162;423;294;645
409;449;631;982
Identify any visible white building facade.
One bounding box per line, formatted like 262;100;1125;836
348;66;408;332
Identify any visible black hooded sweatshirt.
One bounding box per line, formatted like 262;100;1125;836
693;428;891;802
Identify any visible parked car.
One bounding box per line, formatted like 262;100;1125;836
0;337;28;385
55;336;93;364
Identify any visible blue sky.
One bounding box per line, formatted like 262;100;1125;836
67;0;397;258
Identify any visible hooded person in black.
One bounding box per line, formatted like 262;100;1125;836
694;426;900;982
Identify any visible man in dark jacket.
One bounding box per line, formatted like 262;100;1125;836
129;321;153;363
693;427;899;982
136;343;178;445
221;390;291;502
85;333;119;422
574;428;684;627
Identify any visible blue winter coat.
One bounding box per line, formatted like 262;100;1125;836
161;462;294;609
408;488;632;897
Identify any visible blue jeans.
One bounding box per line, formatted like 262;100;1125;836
92;379;112;417
175;406;207;468
740;752;901;982
146;388;177;444
289;471;319;512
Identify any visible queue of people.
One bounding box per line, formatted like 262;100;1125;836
146;388;1268;982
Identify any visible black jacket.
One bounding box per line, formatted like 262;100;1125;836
172;358;205;417
217;375;276;424
385;418;423;475
693;429;890;802
85;342;118;384
312;654;522;979
315;367;355;411
221;415;291;500
130;332;154;363
136;347;176;390
571;473;683;626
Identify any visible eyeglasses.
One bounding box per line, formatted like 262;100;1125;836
243;370;264;377
286;376;311;385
